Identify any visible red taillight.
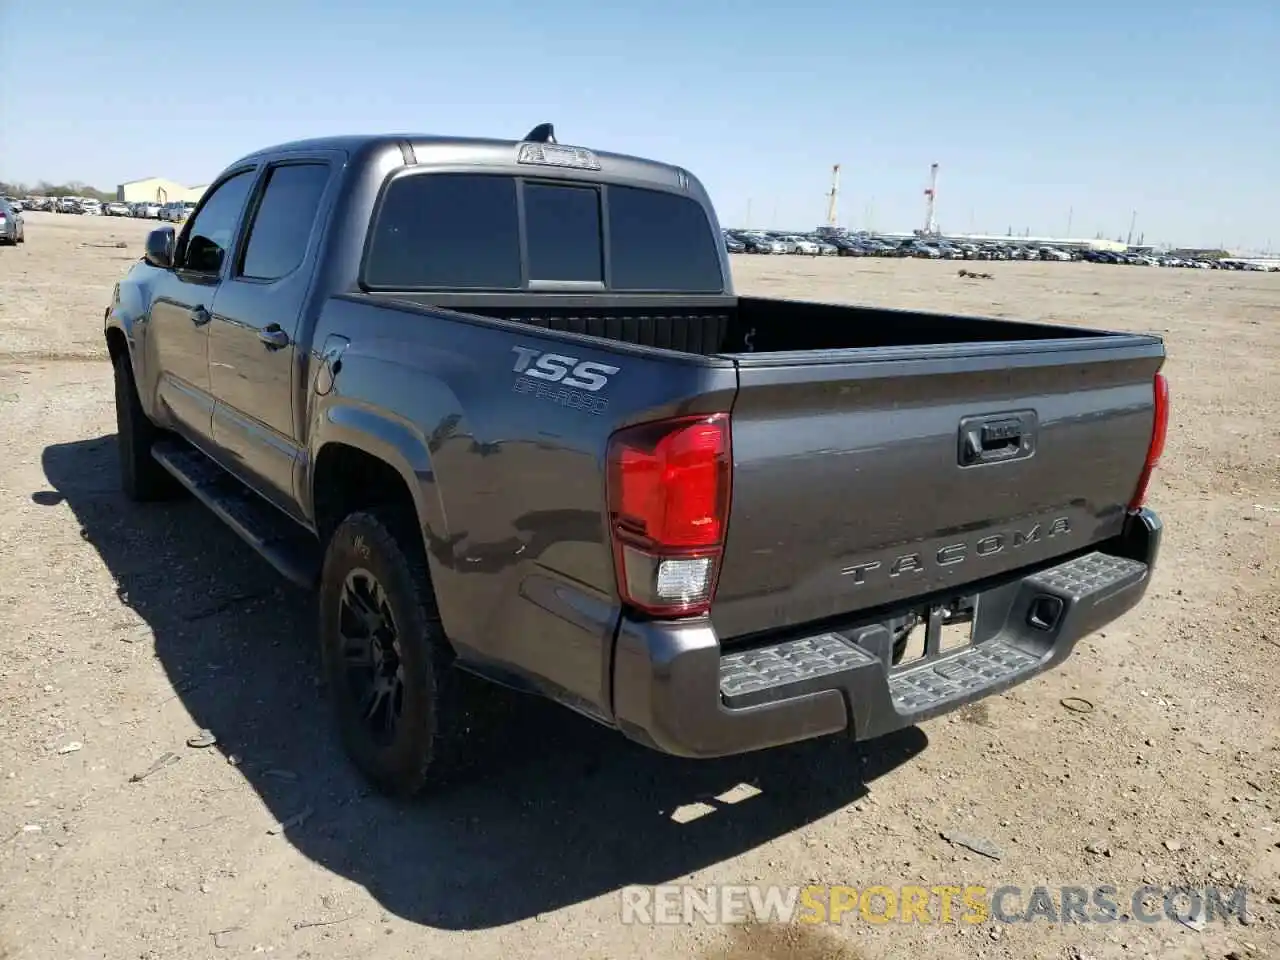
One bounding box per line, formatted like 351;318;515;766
607;414;732;617
1129;372;1169;511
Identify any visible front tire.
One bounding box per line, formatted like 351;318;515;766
112;351;179;501
318;509;470;798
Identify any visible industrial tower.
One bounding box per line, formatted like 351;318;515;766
826;164;841;227
923;163;939;235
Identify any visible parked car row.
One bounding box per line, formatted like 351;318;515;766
1078;250;1275;270
722;229;1277;271
724;231;842;256
15;195;195;222
17;196;99;215
725;230;1090;262
114;200;196;222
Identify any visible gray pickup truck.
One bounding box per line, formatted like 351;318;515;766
104;125;1169;796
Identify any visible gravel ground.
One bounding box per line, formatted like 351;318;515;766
1;211;1277;960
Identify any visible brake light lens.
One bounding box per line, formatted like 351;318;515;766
1128;372;1169;511
607;414;731;617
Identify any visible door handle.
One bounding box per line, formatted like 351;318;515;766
258;325;290;350
957;411;1037;467
189;305;211;326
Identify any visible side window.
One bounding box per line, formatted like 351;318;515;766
237;163;330;281
364;174;521;289
181;171;255;275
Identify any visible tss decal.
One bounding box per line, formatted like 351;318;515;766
510;346;620;392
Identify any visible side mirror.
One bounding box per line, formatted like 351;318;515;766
144;226;176;268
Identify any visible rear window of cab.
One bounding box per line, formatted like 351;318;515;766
362;173;725;293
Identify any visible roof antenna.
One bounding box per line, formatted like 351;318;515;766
524;123;556;144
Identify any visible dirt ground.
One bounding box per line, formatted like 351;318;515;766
1;211;1277;960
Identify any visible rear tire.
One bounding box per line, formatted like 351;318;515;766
112;351;180;501
318;509;471;798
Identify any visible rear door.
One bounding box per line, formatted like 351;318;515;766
710;338;1165;640
209;156;336;515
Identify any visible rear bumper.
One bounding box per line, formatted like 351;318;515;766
612;508;1162;759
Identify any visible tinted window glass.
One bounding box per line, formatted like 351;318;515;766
607;186;724;292
523;183;602;282
365;174;520;289
239;163;329;280
182;171;255;274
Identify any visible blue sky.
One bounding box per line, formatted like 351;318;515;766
2;0;1276;249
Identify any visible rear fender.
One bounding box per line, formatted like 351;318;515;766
304;400;461;633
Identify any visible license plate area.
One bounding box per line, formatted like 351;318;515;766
890;595;978;668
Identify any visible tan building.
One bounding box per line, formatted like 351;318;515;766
116;177;208;204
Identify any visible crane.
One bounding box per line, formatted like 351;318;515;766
923;163;939;235
826;164;841;226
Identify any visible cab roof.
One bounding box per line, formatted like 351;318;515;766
230;132;697;195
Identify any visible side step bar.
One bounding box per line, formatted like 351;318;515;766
151;439;320;589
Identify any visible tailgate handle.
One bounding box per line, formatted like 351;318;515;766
958;411;1037;467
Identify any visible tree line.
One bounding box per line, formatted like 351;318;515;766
0;180;115;202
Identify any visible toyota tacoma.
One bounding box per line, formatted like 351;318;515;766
104;125;1169;796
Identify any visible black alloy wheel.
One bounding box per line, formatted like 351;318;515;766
337;568;406;747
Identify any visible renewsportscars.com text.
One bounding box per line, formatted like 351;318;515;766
620;883;1248;926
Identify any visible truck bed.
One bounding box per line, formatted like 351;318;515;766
365;290;1162;640
377;292;1121;357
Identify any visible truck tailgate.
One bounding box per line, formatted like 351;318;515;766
711;337;1165;640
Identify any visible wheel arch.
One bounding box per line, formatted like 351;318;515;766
105;323;129;364
307;409;458;641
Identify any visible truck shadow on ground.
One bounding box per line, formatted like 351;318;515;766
41;434;928;931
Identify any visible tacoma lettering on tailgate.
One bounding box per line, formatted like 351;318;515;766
841;516;1072;585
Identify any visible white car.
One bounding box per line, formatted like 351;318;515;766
745;234;787;254
790;238;822;255
136;203;162;219
81;199;103;216
159;201;195;222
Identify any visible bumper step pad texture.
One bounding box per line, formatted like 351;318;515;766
720;633;875;709
718;549;1149;719
1023;551;1146;600
889;640;1038;712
